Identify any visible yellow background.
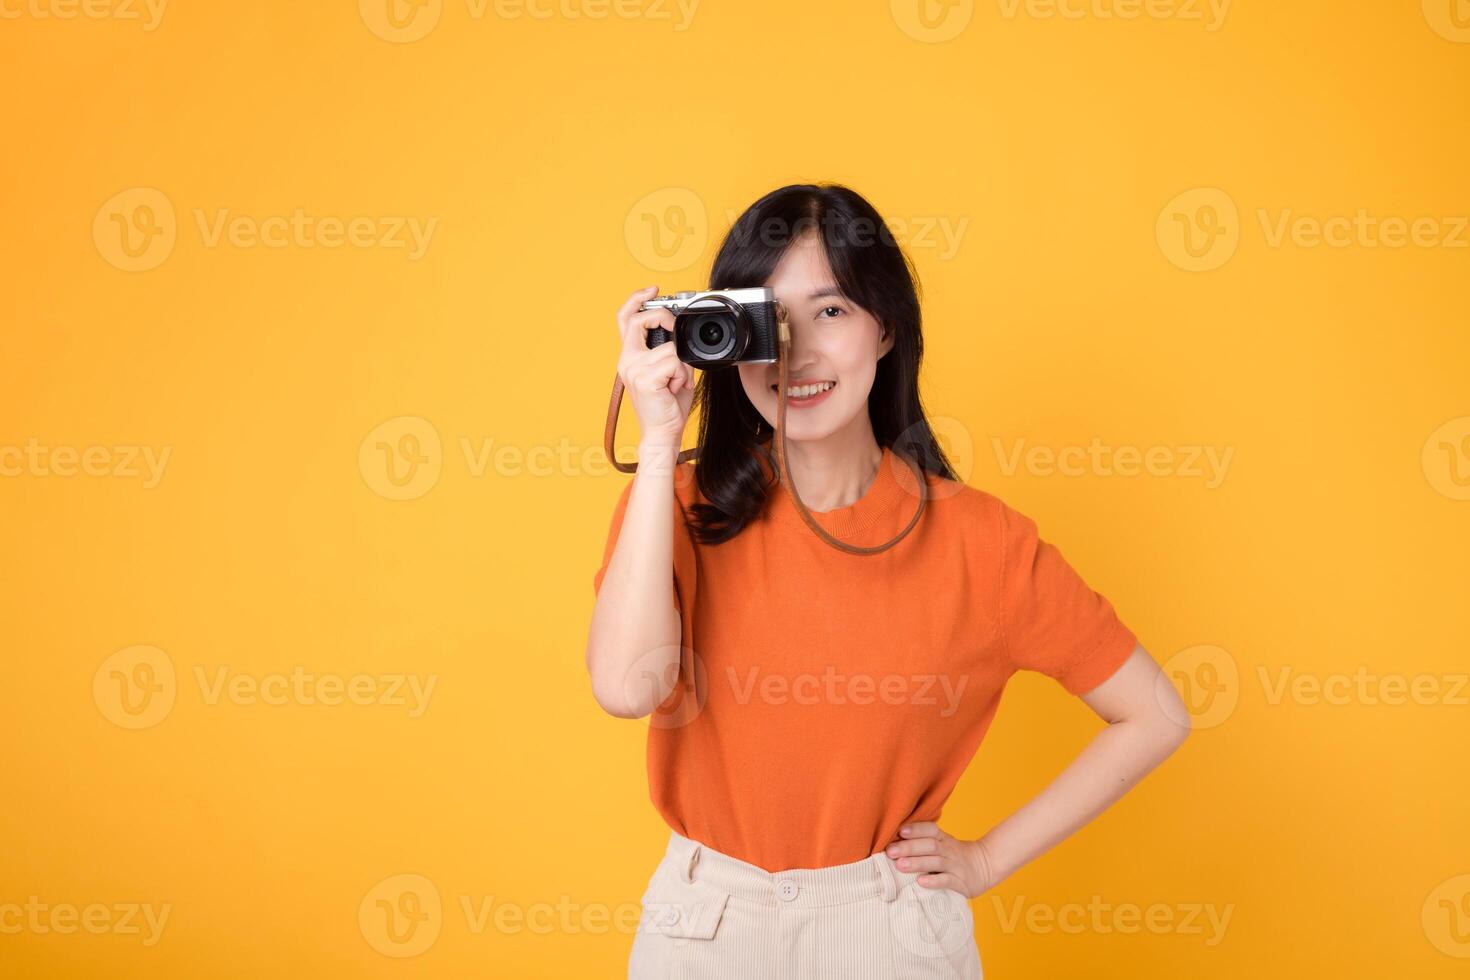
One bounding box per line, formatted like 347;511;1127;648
2;0;1468;976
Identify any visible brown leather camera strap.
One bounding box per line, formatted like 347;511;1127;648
603;301;927;555
603;376;699;475
768;305;928;555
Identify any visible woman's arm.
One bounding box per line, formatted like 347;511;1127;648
585;287;696;719
886;645;1190;896
584;440;684;719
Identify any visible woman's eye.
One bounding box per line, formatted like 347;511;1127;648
817;306;843;319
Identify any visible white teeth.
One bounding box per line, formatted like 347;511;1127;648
784;381;835;398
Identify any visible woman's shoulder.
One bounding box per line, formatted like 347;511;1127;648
914;464;1024;536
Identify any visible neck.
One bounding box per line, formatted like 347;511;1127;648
770;421;884;513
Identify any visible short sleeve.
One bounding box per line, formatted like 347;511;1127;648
591;473;699;625
997;500;1137;695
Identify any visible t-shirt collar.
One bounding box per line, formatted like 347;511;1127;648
763;444;909;538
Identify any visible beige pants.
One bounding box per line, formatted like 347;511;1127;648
628;829;983;980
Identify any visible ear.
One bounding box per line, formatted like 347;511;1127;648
878;323;896;358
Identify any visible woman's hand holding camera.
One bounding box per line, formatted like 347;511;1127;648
617;285;696;459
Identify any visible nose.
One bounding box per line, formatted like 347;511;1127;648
777;318;818;377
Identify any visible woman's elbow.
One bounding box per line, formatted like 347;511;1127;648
585;658;648;719
1148;684;1192;755
584;646;665;719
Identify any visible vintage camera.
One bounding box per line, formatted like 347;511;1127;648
639;287;780;367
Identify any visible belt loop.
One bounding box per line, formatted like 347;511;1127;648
875;851;899;902
682;841;702;883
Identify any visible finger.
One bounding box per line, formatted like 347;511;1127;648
895;853;949;875
621;308;678;355
885;836;939;859
617;285;660;329
899;821;944;840
625;331;682;377
915;872;965;895
673;359;697;393
623;340;683;392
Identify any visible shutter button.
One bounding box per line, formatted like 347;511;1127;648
776;879;799;901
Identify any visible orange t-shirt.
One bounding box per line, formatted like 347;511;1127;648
591;444;1138;873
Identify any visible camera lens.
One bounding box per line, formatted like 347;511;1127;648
680;310;743;362
698;319;725;348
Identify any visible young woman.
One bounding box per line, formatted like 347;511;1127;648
587;183;1189;979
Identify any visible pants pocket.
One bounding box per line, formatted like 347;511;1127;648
887;879;982;980
628;864;733;980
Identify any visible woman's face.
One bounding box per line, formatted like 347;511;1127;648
737;231;894;444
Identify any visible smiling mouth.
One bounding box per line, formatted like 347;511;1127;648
772;380;837;398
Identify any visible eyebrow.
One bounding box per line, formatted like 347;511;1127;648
808;287;846;301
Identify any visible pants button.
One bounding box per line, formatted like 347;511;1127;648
776;879;799;901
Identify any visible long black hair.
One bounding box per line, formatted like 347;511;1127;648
685;182;957;545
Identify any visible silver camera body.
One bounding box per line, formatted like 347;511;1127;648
639;287;780;368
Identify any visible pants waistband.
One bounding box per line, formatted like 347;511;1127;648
661;830;927;909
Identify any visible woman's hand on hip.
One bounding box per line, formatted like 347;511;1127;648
884;821;995;899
